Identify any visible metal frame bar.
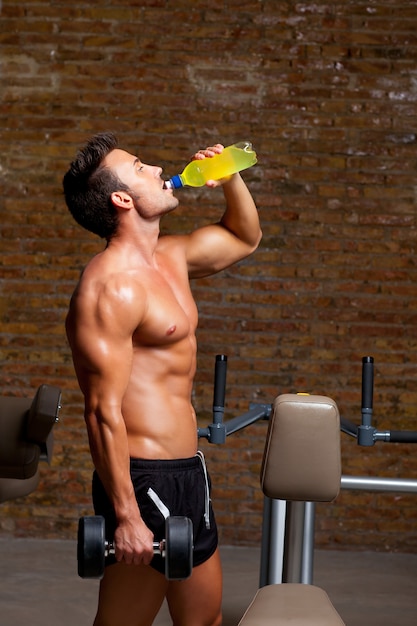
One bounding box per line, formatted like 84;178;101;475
260;475;417;587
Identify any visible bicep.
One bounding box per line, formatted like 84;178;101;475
73;321;134;416
184;225;251;278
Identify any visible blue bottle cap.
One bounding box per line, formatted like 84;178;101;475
170;174;183;189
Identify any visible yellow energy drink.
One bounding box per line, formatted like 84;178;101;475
165;141;257;189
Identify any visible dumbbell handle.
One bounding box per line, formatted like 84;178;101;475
105;539;167;558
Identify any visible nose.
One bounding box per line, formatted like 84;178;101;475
153;165;163;178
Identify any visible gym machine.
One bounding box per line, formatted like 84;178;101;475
199;356;345;624
199;355;417;579
0;384;62;503
275;356;417;591
199;354;417;623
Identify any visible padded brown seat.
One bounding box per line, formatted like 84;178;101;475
0;472;40;503
238;583;344;625
238;394;345;626
0;384;61;502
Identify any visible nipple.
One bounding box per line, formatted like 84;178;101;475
166;325;177;336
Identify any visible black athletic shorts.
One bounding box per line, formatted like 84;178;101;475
92;454;218;575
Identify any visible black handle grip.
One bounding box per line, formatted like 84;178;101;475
361;356;374;410
389;431;417;443
213;354;227;409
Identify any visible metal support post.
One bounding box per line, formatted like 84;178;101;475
259;497;286;587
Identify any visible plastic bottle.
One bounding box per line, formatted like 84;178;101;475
164;141;257;189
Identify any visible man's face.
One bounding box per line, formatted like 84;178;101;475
103;148;179;219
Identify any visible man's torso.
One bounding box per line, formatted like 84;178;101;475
66;236;200;459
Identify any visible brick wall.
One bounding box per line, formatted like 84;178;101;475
1;0;417;553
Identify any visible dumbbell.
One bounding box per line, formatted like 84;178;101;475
77;515;193;581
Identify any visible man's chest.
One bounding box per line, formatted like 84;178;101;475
132;262;198;347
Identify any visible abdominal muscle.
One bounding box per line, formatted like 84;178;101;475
121;339;199;461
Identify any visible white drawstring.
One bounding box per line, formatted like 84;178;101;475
196;450;211;529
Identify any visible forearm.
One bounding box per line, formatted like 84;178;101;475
220;173;262;250
86;408;140;523
85;407;155;565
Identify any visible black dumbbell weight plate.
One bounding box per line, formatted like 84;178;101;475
78;515;106;579
165;516;193;580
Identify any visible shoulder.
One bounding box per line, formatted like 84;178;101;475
67;262;147;339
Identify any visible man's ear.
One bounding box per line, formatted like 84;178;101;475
111;190;134;210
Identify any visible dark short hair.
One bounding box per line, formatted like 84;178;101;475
63;132;129;239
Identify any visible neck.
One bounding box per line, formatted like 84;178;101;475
106;214;161;265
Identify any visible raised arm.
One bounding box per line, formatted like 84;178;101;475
184;144;262;278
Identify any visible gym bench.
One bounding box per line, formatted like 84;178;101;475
238;393;345;625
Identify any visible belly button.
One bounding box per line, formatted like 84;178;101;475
167;325;177;336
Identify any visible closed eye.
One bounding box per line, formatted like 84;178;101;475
133;157;144;172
